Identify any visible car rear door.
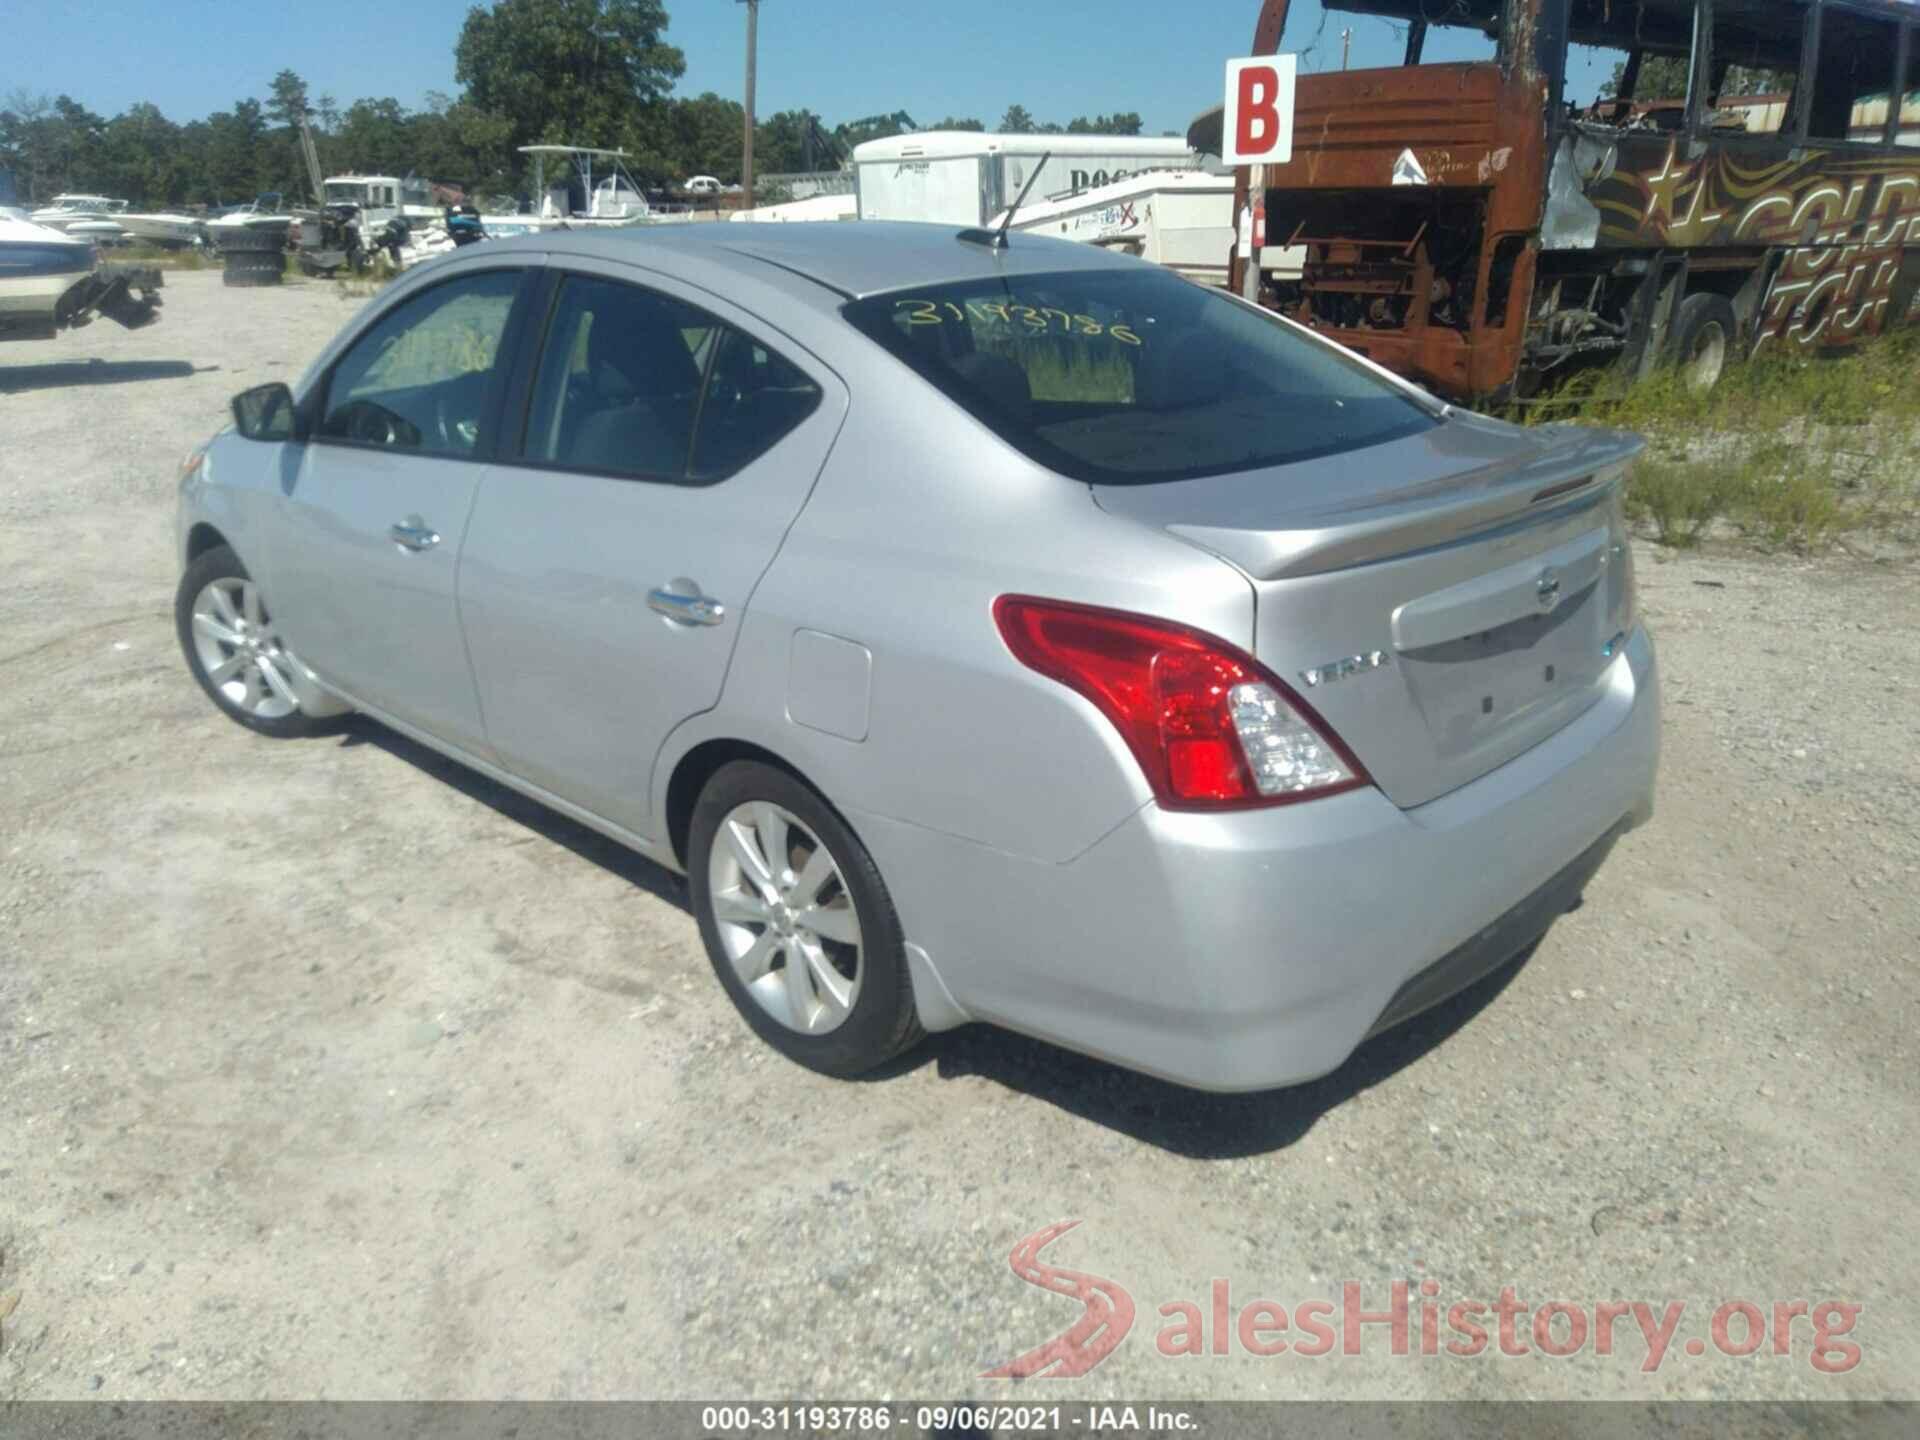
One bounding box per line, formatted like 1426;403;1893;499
270;262;538;756
456;261;847;837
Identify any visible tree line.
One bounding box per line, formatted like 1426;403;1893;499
0;0;1154;210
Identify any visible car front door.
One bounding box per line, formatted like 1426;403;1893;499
272;262;534;756
456;263;846;837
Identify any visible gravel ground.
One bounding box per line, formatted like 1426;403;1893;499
1;271;1916;1402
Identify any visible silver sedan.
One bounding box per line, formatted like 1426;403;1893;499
175;221;1658;1091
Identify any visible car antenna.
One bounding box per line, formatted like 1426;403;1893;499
959;151;1051;250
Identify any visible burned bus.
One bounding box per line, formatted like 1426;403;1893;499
1195;1;1920;401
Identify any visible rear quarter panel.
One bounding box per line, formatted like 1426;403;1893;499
652;338;1258;867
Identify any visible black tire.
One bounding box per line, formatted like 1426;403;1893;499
175;544;343;739
215;226;285;255
222;250;285;286
222;266;284;287
688;760;924;1077
1669;292;1738;392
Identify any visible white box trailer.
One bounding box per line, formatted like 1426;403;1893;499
985;167;1305;289
853;132;1197;227
988;168;1229;285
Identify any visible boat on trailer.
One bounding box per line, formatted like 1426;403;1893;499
205;194;296;244
0;212;162;341
476;146;654;237
29;194;128;231
30;194;205;248
120;209;206;248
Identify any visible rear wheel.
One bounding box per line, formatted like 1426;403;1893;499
175;544;343;738
1671;293;1738;392
688;761;923;1077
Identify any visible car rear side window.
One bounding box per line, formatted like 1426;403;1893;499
520;273;822;483
843;267;1436;484
689;328;823;481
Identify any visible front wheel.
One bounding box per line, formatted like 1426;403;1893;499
175;544;345;738
688;761;924;1077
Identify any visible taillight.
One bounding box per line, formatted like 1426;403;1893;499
992;596;1368;810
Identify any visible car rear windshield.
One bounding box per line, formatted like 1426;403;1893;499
843;267;1436;485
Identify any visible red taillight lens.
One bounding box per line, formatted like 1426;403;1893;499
992;596;1368;810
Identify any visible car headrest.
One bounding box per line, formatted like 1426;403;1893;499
588;303;702;400
951;350;1033;424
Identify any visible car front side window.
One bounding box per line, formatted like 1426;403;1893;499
319;269;521;457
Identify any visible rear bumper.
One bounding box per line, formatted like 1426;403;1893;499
859;624;1659;1091
1362;820;1622;1042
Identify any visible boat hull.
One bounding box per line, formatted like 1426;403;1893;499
121;213;203;247
0;233;95;337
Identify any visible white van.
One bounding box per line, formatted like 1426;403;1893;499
854;132;1196;227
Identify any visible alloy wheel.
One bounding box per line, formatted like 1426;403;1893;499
706;800;863;1035
189;576;302;721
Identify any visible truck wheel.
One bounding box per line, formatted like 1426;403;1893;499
1670;293;1738;392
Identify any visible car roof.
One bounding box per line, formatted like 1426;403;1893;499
508;220;1141;304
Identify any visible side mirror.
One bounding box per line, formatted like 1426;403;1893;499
231;382;300;442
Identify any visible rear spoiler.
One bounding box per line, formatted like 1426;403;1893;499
1166;426;1642;581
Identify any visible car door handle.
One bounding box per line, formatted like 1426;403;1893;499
389;517;441;552
647;586;725;627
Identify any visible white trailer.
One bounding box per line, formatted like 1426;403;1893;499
986;168;1230;285
853;132;1196;227
984;167;1305;289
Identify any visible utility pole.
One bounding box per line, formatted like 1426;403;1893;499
1341;28;1352;70
297;109;325;206
739;0;759;210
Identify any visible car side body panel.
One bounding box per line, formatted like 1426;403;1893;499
649;357;1260;868
457;255;855;834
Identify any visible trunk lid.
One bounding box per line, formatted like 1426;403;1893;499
1093;413;1642;809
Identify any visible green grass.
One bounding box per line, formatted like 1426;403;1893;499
110;243;214;271
1511;327;1920;553
978;334;1136;404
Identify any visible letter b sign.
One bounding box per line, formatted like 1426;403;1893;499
1222;56;1296;165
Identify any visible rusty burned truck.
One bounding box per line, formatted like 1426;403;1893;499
1193;0;1920;402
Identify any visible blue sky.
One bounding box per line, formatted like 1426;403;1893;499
1;1;1618;132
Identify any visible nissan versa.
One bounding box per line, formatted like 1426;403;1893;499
174;223;1659;1092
